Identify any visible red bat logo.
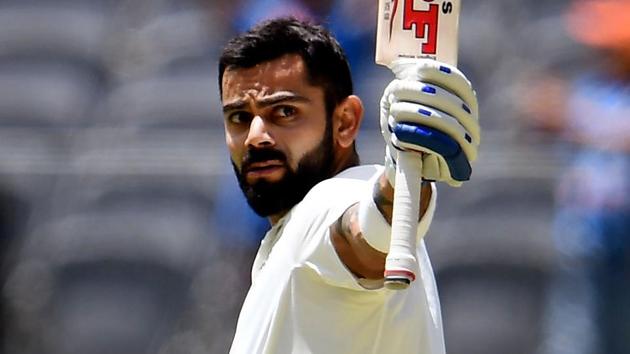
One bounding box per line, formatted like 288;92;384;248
391;0;440;55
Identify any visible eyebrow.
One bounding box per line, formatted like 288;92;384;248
222;92;311;113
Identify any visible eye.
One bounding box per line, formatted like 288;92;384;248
226;111;252;125
275;105;297;119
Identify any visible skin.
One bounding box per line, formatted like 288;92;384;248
222;54;431;279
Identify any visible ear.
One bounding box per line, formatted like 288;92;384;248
332;95;364;149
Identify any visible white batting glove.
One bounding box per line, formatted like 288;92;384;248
380;59;480;187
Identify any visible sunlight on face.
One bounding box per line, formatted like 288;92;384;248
221;54;334;219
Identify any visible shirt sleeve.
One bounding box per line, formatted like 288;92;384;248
290;166;379;290
296;165;438;291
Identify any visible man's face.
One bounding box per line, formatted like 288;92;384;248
221;54;335;218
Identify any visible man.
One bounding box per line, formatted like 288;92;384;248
219;18;479;354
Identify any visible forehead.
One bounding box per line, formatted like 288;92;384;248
221;54;313;101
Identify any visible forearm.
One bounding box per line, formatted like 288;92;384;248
330;172;434;280
332;203;386;279
373;172;433;224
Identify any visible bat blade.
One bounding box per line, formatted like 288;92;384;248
375;0;461;290
376;0;460;67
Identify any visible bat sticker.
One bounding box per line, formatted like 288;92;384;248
377;0;460;66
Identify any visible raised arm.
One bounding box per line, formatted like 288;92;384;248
330;59;479;282
330;174;432;280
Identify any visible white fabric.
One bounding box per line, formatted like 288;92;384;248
229;165;445;354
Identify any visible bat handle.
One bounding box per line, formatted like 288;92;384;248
384;151;423;290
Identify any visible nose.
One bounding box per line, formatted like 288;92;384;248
244;115;274;148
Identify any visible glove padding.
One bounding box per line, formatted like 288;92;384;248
381;59;480;187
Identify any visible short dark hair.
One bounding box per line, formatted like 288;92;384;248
218;17;353;117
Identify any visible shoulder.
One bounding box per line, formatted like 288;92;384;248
287;165;383;223
318;164;383;191
334;164;383;180
305;165;383;202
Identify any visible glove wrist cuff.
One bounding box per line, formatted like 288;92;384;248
358;167;439;254
358;189;391;254
384;152;397;188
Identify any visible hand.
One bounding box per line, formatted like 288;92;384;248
380;59;480;187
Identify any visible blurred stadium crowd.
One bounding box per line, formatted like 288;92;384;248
0;0;627;354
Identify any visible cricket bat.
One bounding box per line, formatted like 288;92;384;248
375;0;461;290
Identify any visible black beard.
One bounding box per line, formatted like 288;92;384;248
232;125;335;217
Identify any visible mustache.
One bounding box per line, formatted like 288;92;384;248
241;147;288;172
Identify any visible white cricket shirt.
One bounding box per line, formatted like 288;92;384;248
229;165;445;354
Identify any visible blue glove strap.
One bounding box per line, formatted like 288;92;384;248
393;122;472;181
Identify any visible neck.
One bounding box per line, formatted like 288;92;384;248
269;211;288;226
331;148;360;176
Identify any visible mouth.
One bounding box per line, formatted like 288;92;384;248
244;160;286;182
